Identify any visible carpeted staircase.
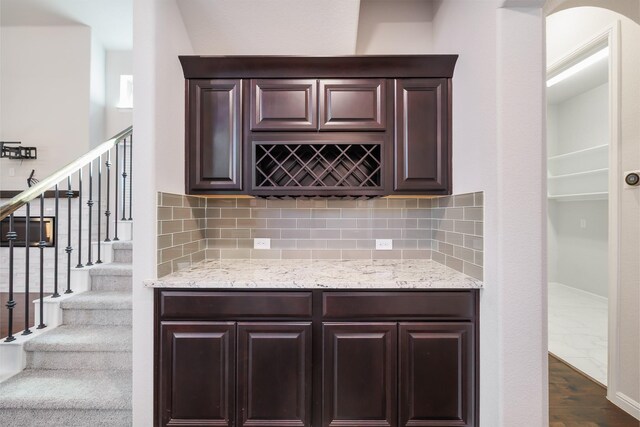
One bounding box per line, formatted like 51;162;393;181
0;241;133;426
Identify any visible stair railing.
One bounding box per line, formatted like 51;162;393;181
0;127;133;342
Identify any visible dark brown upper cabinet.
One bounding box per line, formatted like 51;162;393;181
394;78;450;193
251;79;317;131
180;56;457;196
186;79;242;194
319;79;386;131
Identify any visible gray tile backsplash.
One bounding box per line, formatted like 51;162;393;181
157;193;484;280
156;193;207;277
430;193;484;280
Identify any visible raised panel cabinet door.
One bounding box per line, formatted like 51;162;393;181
159;321;235;427
394;78;451;193
237;322;312;427
319;79;386;130
250;79;317;130
323;323;398;427
399;323;475;427
187;79;242;192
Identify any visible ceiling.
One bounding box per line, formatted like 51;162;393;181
0;0;132;50
175;0;362;55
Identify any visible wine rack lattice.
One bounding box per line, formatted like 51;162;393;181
255;143;382;189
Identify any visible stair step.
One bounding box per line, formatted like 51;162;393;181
89;263;132;276
61;291;132;326
61;291;132;310
63;309;132;326
24;325;131;353
111;241;132;250
90;263;132;291
24;325;131;371
0;408;131;427
112;241;132;263
0;370;131;412
26;349;131;371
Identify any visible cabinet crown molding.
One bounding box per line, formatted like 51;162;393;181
179;55;458;79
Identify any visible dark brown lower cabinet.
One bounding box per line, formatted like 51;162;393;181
237;323;312;427
399;323;475;427
155;290;478;427
159;322;236;427
323;323;398;427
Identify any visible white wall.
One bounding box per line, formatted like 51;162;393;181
105;51;133;137
551;83;608;155
175;0;361;55
89;35;106;148
494;7;547;424
547;5;640;414
549;199;608;295
132;0;193;425
0;26;92;190
356;0;434;54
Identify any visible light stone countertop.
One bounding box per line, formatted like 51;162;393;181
145;259;483;289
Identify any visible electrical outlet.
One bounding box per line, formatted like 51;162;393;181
580;219;587;229
254;238;271;250
375;239;393;250
8;168;15;177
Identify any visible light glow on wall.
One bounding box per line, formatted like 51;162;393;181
546;47;609;88
118;74;133;109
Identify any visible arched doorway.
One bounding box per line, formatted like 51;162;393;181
545;0;640;421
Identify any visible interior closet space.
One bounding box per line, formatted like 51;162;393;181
547;39;609;385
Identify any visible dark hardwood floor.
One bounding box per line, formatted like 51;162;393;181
550;354;639;427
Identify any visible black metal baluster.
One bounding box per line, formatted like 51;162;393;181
86;160;94;266
128;133;133;220
52;185;60;297
23;202;32;336
5;214;16;342
65;177;73;294
76;168;83;268
114;143;119;241
122;136;127;220
97;155;103;263
37;194;46;329
105;151;112;242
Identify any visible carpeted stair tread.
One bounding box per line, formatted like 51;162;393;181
89;263;132;276
0;369;131;410
24;325;131;352
111;240;132;250
60;291;132;310
0;408;131;427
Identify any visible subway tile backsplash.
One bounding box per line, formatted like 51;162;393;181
156;193;207;277
157;192;484;280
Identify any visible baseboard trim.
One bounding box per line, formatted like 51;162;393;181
608;391;640;421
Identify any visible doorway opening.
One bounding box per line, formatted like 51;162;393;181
546;3;640;422
546;24;611;385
